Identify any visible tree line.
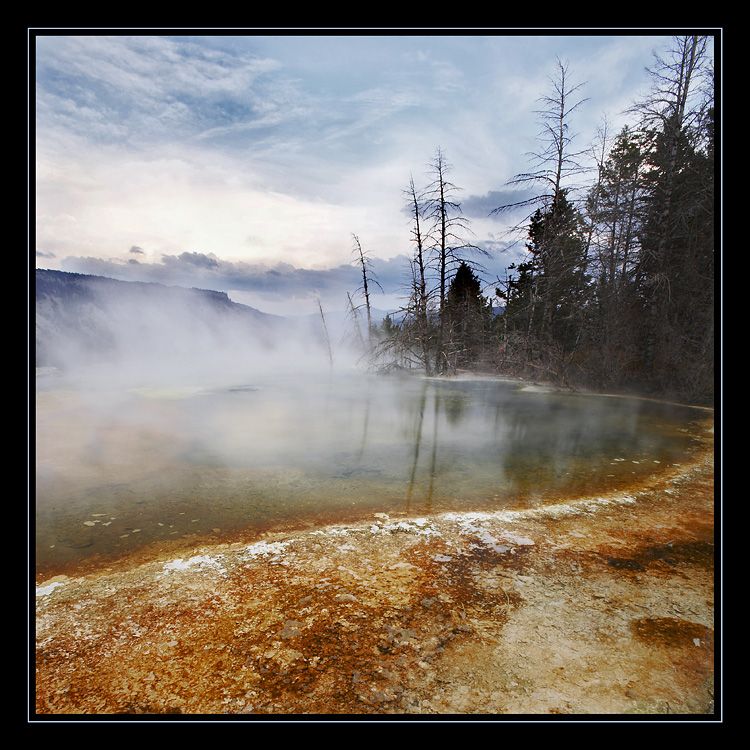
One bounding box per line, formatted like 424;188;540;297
349;36;715;405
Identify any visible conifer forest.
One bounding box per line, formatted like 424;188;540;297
352;36;716;406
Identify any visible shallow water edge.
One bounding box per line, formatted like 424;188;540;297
35;370;712;580
34;428;715;717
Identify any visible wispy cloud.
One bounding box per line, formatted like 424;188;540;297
35;32;684;315
36;36;288;147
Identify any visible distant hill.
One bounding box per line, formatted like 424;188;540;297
35;269;289;373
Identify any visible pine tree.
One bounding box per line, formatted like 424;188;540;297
631;35;714;400
529;191;590;348
497;188;591;384
444;262;490;368
583;125;648;388
492;58;591;384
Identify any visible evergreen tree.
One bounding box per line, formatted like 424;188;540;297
355;37;713;402
583;125;648;388
444;262;490;368
531;191;591;350
491;59;591;384
497;188;591;384
630;35;714;400
634;105;714;399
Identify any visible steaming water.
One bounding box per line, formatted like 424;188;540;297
35;370;703;576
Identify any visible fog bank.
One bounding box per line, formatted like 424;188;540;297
35;269;363;389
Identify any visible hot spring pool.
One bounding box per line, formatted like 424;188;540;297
35;371;706;576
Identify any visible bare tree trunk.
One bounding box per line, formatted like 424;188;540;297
406;176;433;375
423;147;486;374
317;298;333;370
352;234;373;337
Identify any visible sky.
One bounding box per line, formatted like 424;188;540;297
34;30;700;317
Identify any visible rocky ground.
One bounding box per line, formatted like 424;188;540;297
34;416;716;720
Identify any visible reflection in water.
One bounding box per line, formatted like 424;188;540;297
35;372;702;575
405;381;440;511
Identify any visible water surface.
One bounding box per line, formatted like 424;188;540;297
35;371;704;576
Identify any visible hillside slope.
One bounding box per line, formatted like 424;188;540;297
35;269;289;374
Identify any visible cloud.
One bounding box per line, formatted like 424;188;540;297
58;251;363;311
35;32;693;319
36;36;289;150
58;239;517;321
461;189;540;220
162;251;220;269
34;36;536;274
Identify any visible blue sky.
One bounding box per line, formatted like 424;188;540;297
35;31;693;316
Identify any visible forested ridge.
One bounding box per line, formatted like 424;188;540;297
351;36;716;406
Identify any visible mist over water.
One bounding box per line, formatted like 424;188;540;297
34;274;704;575
35;344;702;577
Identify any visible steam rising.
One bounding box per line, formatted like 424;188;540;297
34;271;701;575
35;270;360;389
